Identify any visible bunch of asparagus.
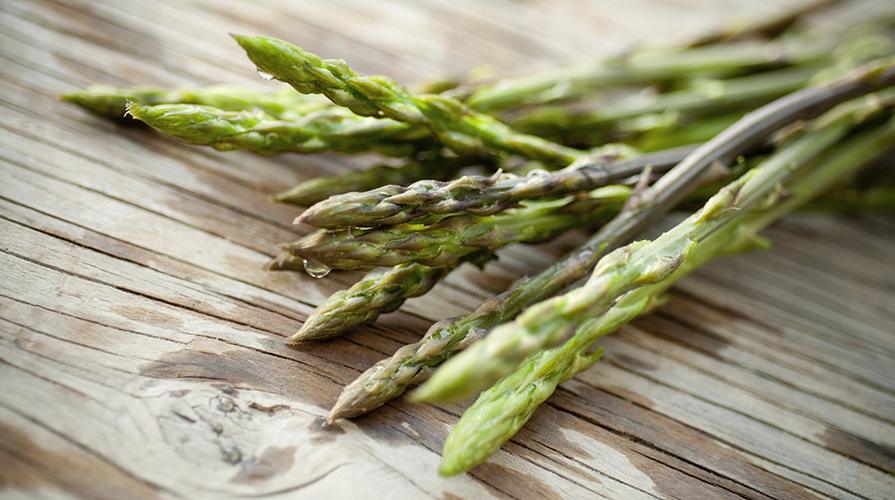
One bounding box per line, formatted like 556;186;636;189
64;3;895;476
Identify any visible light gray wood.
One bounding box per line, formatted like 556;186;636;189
1;0;893;499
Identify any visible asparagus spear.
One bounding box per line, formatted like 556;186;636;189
416;87;893;403
296;145;696;229
325;56;895;423
439;104;895;475
61;83;329;121
288;251;493;344
269;186;631;273
125;102;433;157
232;35;585;165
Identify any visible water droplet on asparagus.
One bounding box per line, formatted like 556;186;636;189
303;259;331;278
257;69;275;81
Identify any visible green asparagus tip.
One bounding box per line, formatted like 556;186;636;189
285;331;308;346
61;88;131;118
438;458;468;477
60;92;88;109
270;189;314;205
230;33;288;78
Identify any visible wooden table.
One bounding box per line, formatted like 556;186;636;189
2;1;894;498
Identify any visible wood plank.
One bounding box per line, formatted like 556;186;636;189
2;0;894;498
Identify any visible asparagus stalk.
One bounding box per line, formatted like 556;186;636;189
325;56;895;423
61;83;329;121
232;35;585;165
288;251;493;344
269;186;631;273
439;104;895;475
125;102;433;157
416;88;893;403
296;145;696;229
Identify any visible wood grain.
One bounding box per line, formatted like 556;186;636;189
1;0;894;499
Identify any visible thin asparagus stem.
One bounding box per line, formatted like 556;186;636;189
326;56;895;423
416;87;893;403
232;34;586;165
296;145;697;229
439;104;895;475
125;102;432;157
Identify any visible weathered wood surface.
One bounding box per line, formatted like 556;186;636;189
1;0;894;499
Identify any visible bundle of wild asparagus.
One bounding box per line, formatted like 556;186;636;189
64;3;895;476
